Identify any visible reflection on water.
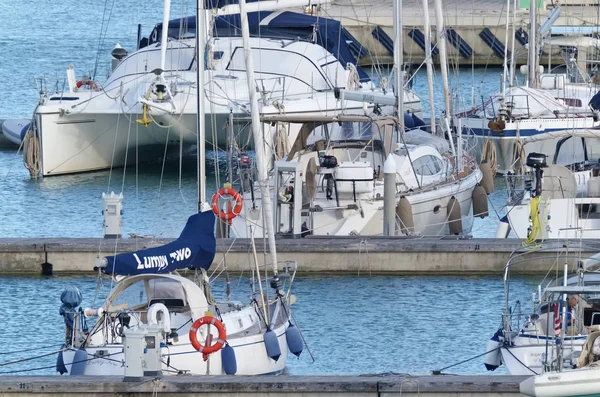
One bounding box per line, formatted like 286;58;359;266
0;273;540;376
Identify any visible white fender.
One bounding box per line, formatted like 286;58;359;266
484;332;504;371
148;303;171;333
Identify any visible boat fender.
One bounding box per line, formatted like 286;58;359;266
70;347;88;375
148;303;171;333
484;330;504;371
472;185;489;218
396;196;414;235
495;215;511;238
285;321;303;357
189;316;226;355
263;328;281;361
447;196;462;235
479;162;495;194
221;343;237;375
56;345;67;375
211;186;243;221
588;177;600;198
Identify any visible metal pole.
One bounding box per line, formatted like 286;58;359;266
383;154;397;236
434;0;451;118
196;0;207;210
160;0;172;73
421;0;436;131
393;0;404;133
528;0;538;88
238;0;278;276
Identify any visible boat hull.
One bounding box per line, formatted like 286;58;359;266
520;367;600;397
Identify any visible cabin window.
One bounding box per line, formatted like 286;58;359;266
412;155;444;176
226;47;330;90
111;280;148;310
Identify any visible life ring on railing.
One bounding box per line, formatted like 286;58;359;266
76;80;98;90
211;186;243;221
189;316;226;354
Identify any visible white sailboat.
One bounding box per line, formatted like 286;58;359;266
496;131;600;240
55;0;302;377
229;0;484;238
27;1;422;177
483;243;600;376
457;4;600;174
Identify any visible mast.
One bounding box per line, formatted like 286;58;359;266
421;0;436;131
238;0;279;275
501;0;511;98
528;0;538;88
434;0;451;120
509;0;518;86
160;0;172;73
196;0;207;210
393;0;404;132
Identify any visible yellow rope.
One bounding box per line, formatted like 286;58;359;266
481;137;497;176
523;196;546;247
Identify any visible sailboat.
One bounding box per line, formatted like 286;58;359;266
26;0;422;177
230;0;484;238
457;3;600;175
483;241;600;376
55;0;302;377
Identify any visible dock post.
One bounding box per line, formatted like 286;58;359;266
383;154;397;236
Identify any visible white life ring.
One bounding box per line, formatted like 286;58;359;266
148;303;171;333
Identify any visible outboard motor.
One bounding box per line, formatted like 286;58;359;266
59;286;82;342
111;44;128;72
526;152;547;197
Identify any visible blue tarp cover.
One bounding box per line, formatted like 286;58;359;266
103;212;216;276
146;11;369;82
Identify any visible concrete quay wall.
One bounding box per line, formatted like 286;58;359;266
0;375;529;396
0;237;594;275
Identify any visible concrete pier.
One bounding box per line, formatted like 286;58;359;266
0;375;529;396
0;236;595;274
325;0;600;67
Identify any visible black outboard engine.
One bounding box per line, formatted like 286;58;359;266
526;152;547;197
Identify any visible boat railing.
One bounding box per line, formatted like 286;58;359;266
504;172;534;205
480;94;533;119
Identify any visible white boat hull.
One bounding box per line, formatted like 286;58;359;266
520;366;600;397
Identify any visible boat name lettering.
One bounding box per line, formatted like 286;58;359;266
169;247;192;263
133;253;169;271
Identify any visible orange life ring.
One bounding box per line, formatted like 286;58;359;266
189;316;226;354
211;187;243;221
76;80;98;90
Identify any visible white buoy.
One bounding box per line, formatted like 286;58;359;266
396;196;414;235
479;162;495;194
383;154;397;236
447;196;462;235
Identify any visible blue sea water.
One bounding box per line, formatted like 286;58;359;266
0;0;505;239
0;272;540;376
0;0;530;378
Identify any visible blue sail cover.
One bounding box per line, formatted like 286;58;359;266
145;10;369;82
103;212;216;276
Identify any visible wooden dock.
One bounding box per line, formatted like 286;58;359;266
0;374;529;396
0;236;596;274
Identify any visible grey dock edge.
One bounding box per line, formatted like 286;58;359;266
0;375;529;396
0;237;596;274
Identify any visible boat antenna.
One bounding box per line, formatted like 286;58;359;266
237;0;279;279
196;0;208;212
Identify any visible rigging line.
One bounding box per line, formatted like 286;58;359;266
432;346;503;374
158;127;172;195
0;349;66;367
93;0;117;82
0;344;63;356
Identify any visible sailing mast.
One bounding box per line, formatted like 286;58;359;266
393;0;404;132
421;0;436;132
237;0;279;276
528;0;538;88
196;0;207;210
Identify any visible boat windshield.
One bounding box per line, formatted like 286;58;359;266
306;122;386;145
